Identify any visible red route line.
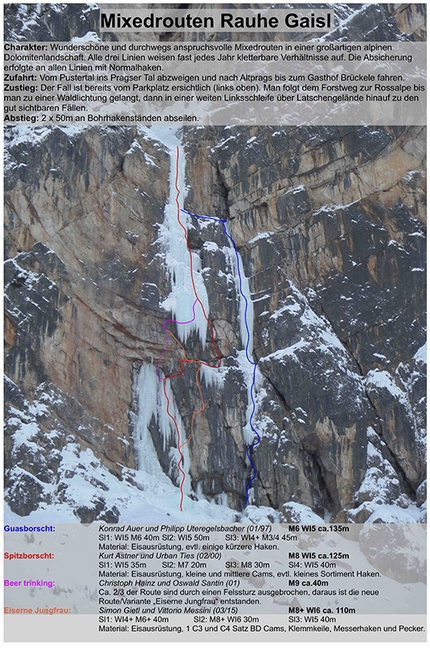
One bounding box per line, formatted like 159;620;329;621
163;331;205;511
174;146;222;366
161;146;222;510
167;330;205;454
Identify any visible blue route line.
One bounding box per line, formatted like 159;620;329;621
181;208;260;506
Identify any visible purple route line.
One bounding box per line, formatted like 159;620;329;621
181;207;260;507
156;298;198;380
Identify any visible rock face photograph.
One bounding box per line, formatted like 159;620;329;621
4;3;426;525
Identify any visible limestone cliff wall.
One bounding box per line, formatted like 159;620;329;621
4;3;426;523
4;121;426;522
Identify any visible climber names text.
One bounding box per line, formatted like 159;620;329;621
95;523;423;623
4;523;426;640
97;523;377;619
4;41;426;126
